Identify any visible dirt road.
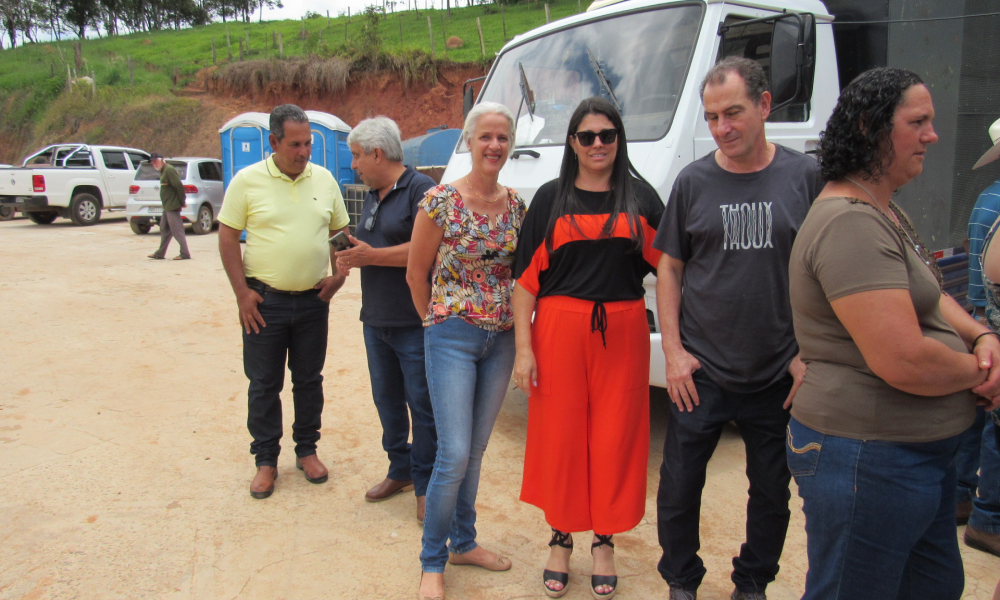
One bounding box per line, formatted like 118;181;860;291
2;216;998;600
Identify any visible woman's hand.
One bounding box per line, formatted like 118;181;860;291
514;348;537;393
972;334;1000;399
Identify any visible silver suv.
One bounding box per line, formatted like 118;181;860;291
126;158;224;235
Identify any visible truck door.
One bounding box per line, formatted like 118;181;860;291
100;149;133;207
694;9;819;158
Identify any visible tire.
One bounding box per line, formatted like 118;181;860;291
69;193;101;226
27;211;58;224
130;220;152;235
191;204;213;235
0;205;14;221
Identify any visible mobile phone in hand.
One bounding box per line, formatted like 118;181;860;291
329;231;353;252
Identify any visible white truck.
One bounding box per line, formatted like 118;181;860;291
445;0;994;387
0;144;150;226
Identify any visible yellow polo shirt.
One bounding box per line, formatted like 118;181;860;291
219;156;350;291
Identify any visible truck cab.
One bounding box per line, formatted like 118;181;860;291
442;0;835;387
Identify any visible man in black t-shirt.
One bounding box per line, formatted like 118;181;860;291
652;57;823;600
336;117;437;523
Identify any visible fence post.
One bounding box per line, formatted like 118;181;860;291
211;38;216;64
66;64;71;92
245;30;250;55
427;16;435;58
348;7;351;22
440;12;446;47
128;55;134;84
279;32;284;58
173;66;178;86
327;10;330;28
577;0;581;12
399;13;404;43
73;41;82;70
90;69;96;95
476;17;485;57
544;3;550;23
238;39;244;61
226;26;232;59
345;20;348;41
501;2;507;42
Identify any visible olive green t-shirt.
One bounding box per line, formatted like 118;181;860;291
788;196;975;442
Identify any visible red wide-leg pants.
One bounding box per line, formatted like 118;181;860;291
519;295;651;534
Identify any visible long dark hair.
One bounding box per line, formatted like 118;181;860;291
544;97;649;252
817;68;925;183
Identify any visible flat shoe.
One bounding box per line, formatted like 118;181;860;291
148;254;164;259
173;255;191;260
447;549;512;571
296;457;328;484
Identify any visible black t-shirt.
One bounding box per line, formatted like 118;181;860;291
652;145;824;393
514;177;663;302
355;166;436;327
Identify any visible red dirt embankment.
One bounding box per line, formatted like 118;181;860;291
180;64;486;159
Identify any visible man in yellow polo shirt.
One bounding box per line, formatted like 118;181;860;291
218;104;351;499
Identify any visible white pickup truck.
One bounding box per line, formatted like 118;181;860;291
0;144;150;226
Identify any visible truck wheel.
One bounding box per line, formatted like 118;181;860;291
69;193;101;226
27;211;58;224
130;220;152;235
191;204;214;235
0;206;14;221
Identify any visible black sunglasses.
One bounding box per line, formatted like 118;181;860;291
364;199;382;232
571;128;618;147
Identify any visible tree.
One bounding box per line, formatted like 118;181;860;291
61;0;100;38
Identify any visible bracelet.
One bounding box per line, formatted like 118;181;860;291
973;331;1000;346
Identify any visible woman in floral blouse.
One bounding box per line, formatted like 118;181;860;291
406;101;526;600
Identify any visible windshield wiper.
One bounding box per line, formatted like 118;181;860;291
518;62;535;122
586;47;622;114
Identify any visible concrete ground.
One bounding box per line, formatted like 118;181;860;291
1;216;998;600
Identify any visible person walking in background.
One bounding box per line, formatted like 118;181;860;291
512;97;662;600
147;153;190;260
217;104;351;499
406;101;525;600
787;68;1000;600
961;118;1000;557
335;116;438;522
653;57;824;600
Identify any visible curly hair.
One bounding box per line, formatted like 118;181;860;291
817;68;925;182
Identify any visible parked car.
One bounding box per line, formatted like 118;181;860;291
0;144;149;225
125;158;224;235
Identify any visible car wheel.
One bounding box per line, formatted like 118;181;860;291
69;193;102;226
0;205;14;221
191;204;213;235
130;220;152;235
27;211;58;224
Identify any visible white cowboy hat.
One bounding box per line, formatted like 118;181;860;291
973;117;1000;170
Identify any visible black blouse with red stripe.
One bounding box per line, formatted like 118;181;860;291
513;178;664;302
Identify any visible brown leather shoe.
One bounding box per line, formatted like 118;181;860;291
417;495;426;524
957;499;973;525
365;477;414;502
295;455;328;484
965;524;1000;557
250;466;277;499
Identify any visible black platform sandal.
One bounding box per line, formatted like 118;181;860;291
591;534;617;600
543;528;573;598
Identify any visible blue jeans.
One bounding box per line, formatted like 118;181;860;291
419;318;515;573
970;415;1000;534
242;287;328;467
363;324;437;496
657;370;792;593
956;407;986;503
787;417;965;600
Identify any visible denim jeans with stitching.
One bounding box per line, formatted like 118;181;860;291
787;417;965;600
969;415;1000;535
363;324;437;496
419;318;515;573
242;287;328;467
956;407;986;503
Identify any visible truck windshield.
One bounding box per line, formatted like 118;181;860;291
472;3;703;149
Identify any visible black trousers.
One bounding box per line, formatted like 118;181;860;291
656;369;792;593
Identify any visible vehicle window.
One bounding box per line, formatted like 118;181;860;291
198;161;223;181
208;161;223;181
135;161;188;180
127;152;148;169
101;151;129;170
473;4;703;148
26;148;54;166
717;15;809;123
65;150;93;168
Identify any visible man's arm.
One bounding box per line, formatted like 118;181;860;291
336;238;410;272
167;166;186;207
218;224;265;334
315;225;349;302
656;253;702;412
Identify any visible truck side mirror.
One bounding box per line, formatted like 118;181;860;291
718;12;816;111
463;85;475;119
769;13;815;110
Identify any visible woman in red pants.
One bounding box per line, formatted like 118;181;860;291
512;97;663;600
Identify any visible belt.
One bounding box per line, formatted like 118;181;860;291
245;277;317;296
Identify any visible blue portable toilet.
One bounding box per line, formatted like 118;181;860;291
401;127;462;169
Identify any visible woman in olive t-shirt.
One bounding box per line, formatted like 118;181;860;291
787;68;1000;600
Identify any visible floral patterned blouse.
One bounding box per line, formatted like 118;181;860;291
419;184;526;332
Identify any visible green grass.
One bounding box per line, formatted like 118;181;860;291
0;0;585;97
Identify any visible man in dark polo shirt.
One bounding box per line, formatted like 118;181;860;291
336;116;437;522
